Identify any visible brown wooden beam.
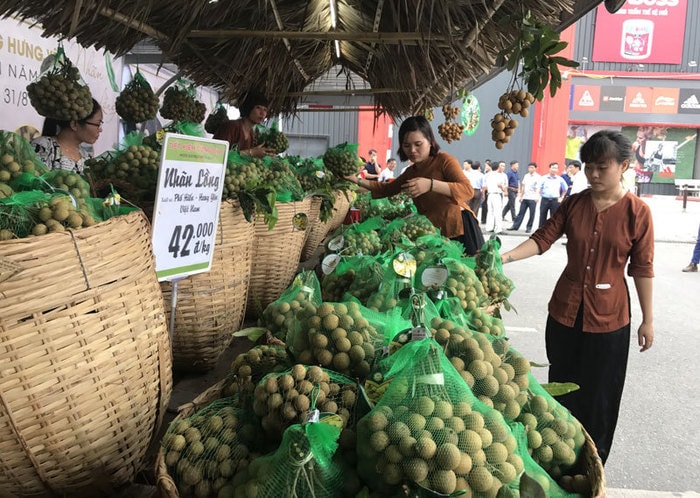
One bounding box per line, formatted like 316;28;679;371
187;29;452;46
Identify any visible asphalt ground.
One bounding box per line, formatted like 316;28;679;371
495;194;700;497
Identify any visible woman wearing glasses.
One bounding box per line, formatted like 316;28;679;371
32;98;103;173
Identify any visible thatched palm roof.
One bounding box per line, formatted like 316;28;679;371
0;0;603;117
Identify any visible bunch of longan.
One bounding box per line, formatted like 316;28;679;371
490;90;535;149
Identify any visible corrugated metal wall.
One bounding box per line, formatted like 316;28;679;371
573;3;700;73
282;110;359;157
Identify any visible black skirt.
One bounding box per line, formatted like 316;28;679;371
451;210;485;256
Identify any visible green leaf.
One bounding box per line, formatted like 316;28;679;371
541;382;580;396
232;326;269;341
529;361;549;368
544;41;568;55
520;473;547;498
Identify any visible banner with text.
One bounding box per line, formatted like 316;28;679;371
0;17;122;154
592;0;687;64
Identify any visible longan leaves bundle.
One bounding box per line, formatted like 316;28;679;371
116;70;160;123
27;46;93;121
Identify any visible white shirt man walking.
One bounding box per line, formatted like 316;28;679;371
484;161;508;234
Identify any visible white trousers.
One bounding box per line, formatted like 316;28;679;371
486;192;504;232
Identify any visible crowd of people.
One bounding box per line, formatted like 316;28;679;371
459;157;592;235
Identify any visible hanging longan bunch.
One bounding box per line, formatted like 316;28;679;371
115;72;160;123
204;105;229;134
160;86;205;123
438;104;465;144
422;108;434;122
27;53;93;122
490;89;535;149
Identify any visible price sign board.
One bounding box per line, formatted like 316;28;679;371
151;133;228;281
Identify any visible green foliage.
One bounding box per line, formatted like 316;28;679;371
496;11;579;101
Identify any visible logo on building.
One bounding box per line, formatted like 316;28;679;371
681;94;700;109
578;91;595;107
654;96;676;107
629;92;648;108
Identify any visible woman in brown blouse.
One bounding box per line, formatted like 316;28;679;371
213;92;275;158
501;130;654;464
345;115;484;255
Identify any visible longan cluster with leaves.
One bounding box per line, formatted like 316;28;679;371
490;90;534;149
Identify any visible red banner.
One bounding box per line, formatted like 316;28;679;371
652;87;679;114
625;87;654;113
592;0;687;64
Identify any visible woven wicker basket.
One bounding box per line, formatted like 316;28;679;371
583;427;606;497
155;380;227;498
0;211;172;497
161;200;255;372
246;198;312;318
300;196;326;261
326;189;352;233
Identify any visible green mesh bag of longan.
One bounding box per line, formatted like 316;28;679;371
261;269;322;341
0;131;48;184
258;156;304;202
287;299;384;380
116;69;159;123
251;364;362;445
356;337;523;497
416;256;488;317
475;237;515;306
321;253;385;305
515;373;587;478
222;416;346;498
324;216;385;259
322;142;360;178
160;396;266;498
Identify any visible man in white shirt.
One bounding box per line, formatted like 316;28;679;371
484;161;508;234
507;162;541;233
569;160;588;195
378;158;397;182
465;160;484;216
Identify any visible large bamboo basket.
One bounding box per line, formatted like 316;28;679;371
583;427;606;498
246;198;311;318
326;189;352;233
155;380;227;498
161;200;255;372
0;211;172;497
300;195;325;261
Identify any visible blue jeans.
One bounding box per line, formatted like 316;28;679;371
511;199;536;231
692;223;700;264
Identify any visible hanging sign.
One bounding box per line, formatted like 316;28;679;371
151;133;228;281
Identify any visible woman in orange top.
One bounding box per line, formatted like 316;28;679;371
345;115;483;255
500;130;654;464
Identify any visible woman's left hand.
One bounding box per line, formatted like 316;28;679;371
637;322;654;352
402;177;431;198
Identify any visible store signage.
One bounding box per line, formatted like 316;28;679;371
600;86;627;111
677;89;700;114
572;85;600;111
592;0;687;64
624;86;653;112
651;87;679;113
150;133;228;281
